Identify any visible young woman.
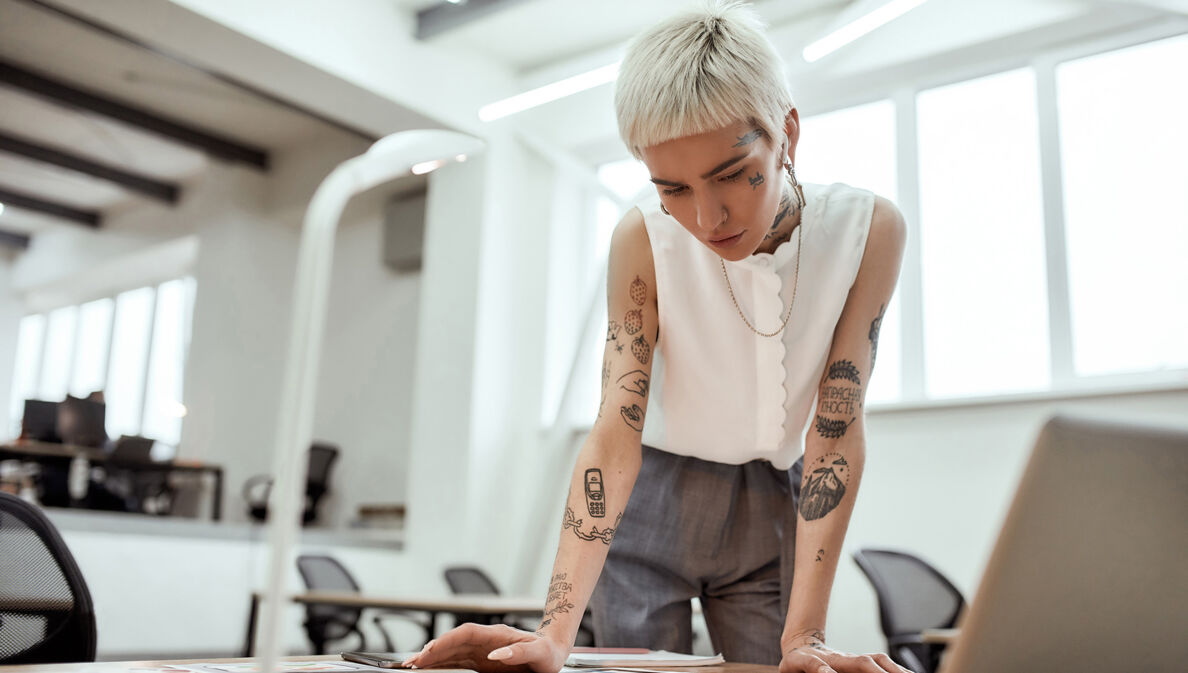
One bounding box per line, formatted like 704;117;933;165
406;3;908;672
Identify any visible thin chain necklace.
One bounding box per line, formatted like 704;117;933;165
720;208;803;338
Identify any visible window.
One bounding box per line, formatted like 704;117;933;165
1056;34;1188;377
8;314;45;436
106;287;155;438
141;278;195;446
39;306;77;401
799;99;898;202
800;100;901;403
69;298;113;399
917;68;1051;398
9;278;195;444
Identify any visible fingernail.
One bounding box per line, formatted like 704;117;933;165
488;647;512;660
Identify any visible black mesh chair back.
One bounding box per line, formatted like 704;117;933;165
295;554;364;653
244;442;339;525
444;566;500;595
304;443;339;522
852;549;965;673
0;492;96;663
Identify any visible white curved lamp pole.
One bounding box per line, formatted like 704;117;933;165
255;130;485;668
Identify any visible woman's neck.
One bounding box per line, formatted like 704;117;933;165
753;183;802;255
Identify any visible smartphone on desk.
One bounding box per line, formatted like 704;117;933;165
341;652;476;671
341;652;409;668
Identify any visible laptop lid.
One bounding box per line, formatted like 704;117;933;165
939;415;1188;673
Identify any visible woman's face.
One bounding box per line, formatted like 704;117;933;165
641;119;790;261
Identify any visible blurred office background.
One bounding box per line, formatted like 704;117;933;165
0;0;1184;660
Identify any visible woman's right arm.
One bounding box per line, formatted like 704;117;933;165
531;206;659;653
405;208;659;673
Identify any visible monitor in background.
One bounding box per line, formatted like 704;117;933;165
21;400;61;443
56;396;108;448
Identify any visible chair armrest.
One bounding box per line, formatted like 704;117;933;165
373;609;435;651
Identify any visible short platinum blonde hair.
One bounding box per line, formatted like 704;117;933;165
615;0;795;159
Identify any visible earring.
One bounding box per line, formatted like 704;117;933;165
784;161;806;211
661;203;671;216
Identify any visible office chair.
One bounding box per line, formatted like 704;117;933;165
0;492;97;663
296;554;430;653
244;442;339;525
852;548;965;673
444;566;595;646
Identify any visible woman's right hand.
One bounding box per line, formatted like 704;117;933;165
402;623;569;673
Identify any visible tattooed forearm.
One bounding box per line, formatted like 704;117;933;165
733;129;763;147
749;171;765;189
563;508;622;545
869;303;886;368
539;572;575;631
800;454;850;521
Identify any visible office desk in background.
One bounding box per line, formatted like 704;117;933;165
0;656;774;673
245;591;545;656
0;440;225;520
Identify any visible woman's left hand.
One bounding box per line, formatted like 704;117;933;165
779;640;915;673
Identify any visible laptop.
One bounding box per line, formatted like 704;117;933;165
938;414;1188;673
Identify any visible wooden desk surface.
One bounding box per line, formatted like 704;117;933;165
0;655;775;673
286;590;544;614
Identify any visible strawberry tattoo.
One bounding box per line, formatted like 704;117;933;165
624;309;643;335
631;335;651;365
629;276;647;306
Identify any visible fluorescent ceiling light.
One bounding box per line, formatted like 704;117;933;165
803;0;929;63
479;62;620;122
0;202;5;216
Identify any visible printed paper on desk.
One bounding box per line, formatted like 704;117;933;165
565;651;724;667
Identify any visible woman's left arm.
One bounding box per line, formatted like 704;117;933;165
780;196;910;673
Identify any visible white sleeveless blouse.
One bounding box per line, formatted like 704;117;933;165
639;182;874;470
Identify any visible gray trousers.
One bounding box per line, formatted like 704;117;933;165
589;445;804;665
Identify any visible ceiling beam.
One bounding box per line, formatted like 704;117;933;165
416;0;535;40
0;132;179;204
0;228;31;250
0;186;101;228
0;59;270;170
17;0;378;143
